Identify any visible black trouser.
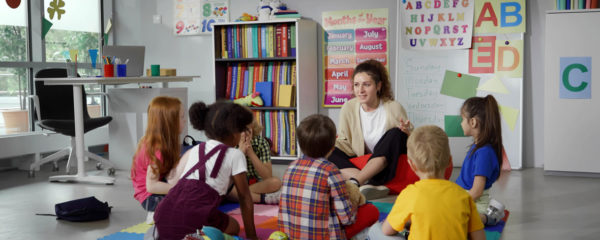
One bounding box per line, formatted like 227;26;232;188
328;128;408;185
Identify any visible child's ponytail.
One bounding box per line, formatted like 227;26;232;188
189;102;209;131
462;95;504;172
483;95;503;169
189;101;253;143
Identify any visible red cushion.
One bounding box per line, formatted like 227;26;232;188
349;154;453;194
344;203;379;238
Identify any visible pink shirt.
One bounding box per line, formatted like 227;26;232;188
132;144;163;203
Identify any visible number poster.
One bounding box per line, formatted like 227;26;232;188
173;0;229;36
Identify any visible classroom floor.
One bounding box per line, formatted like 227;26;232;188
1;161;600;239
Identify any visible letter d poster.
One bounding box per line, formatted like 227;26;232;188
322;8;389;107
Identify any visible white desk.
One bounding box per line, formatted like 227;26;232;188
35;76;195;184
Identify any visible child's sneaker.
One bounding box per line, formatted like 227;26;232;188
359;184;389;200
263;189;281;205
145;211;154;224
485;199;505;225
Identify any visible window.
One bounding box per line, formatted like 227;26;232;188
0;1;29;135
0;0;105;135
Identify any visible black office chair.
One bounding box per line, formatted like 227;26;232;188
28;68;115;177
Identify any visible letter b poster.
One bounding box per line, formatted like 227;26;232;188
322;8;389;107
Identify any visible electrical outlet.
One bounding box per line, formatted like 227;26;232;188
153;14;162;24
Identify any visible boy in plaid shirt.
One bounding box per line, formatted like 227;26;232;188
278;114;378;239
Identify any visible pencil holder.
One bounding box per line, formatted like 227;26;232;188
104;64;114;77
66;62;78;78
117;64;127;77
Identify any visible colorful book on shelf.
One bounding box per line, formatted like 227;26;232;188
283;111;292;155
273;63;280;106
264;111;270;144
275;24;282;57
267;62;274;84
243;66;249;96
267;25;275;57
289;111;296;156
230;64;238;100
278;85;295;107
227;26;233;58
237;26;241;58
235;63;244;98
272;111;278;155
593;0;599;8
275;14;301;18
291;62;297;85
246;25;253;58
290;24;296;57
281;111;287;155
255;81;273;107
221;27;227;58
261;25;267;58
282;24;288;57
274;10;298;15
248;63;254;96
253;62;260;90
226;63;233;99
252;25;259;58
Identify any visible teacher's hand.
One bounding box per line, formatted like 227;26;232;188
398;117;413;135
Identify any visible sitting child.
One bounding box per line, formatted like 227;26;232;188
226;117;282;204
130;96;184;222
278;114;378;240
369;125;485;240
159;101;258;240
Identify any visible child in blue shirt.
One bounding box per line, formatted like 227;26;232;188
456;95;505;226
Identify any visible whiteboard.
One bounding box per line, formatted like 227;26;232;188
395;7;523;169
544;10;600;173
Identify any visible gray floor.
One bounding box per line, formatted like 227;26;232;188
1;161;600;239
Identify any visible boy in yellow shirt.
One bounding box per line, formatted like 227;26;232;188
368;125;485;240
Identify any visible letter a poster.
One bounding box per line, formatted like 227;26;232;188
399;0;474;50
322;8;389;107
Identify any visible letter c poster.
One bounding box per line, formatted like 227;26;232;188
322;8;389;107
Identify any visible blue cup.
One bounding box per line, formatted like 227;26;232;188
117;64;127;77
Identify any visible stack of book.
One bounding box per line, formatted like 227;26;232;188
274;10;301;19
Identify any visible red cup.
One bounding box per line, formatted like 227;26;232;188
104;64;114;77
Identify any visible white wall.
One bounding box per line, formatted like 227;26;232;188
112;0;553;168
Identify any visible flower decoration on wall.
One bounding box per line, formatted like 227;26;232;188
47;0;66;20
6;0;22;9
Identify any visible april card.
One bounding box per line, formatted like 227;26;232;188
173;0;229;36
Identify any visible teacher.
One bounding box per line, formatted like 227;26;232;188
329;59;413;200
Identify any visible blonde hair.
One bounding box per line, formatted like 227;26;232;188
407;125;450;176
250;117;263;138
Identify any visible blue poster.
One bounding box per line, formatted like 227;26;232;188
560;57;591;99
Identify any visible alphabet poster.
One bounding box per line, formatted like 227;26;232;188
399;0;475;50
173;0;228;36
322;8;389;107
396;0;526;169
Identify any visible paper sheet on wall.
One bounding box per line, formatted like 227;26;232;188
322;8;389;107
173;0;228;36
398;0;474;50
